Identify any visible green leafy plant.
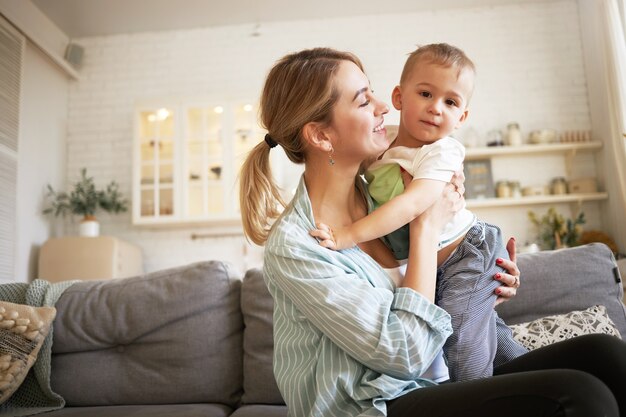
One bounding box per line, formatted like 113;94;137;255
528;207;585;250
43;168;128;219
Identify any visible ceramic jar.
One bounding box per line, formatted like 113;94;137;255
496;181;512;198
506;123;523;146
551;177;568;195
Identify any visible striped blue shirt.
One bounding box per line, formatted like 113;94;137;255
263;175;453;417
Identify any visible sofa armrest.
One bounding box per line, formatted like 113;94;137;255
496;243;626;336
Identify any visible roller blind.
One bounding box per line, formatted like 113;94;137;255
0;16;24;281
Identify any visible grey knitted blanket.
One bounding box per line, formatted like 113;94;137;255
0;279;77;417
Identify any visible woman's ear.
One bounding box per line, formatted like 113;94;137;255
391;85;403;111
302;122;333;152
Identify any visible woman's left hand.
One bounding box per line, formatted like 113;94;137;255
494;237;521;306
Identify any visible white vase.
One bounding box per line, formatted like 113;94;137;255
79;216;100;237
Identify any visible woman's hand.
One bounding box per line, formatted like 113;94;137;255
449;168;465;198
408;168;465;232
420;171;465;230
494;237;521;306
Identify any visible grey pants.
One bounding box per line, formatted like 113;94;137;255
436;221;528;382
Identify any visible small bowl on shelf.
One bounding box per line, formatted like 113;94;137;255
529;129;557;144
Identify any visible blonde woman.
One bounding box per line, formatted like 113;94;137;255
240;47;626;417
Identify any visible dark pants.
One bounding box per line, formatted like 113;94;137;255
387;334;626;417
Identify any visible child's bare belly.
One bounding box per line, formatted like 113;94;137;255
436;233;466;266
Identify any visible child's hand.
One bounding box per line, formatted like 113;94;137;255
309;223;355;250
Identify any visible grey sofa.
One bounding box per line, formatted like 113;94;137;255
40;243;624;417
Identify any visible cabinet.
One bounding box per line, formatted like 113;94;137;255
133;101;261;227
463;141;608;209
38;236;143;282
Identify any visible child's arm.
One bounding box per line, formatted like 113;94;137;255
311;178;447;250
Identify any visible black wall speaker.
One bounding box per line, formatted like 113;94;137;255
64;43;84;68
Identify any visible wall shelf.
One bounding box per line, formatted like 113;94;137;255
466;192;608;209
465;141;602;160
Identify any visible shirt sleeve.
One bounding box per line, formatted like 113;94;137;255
411;137;465;182
264;238;452;381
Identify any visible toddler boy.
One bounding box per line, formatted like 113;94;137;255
312;43;527;382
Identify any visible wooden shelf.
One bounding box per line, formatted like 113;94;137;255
133;214;243;230
466;192;608;209
465;141;602;160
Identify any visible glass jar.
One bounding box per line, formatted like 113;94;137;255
509;181;522;198
551;177;568;195
487;130;504;147
496;181;512;198
506;123;523;146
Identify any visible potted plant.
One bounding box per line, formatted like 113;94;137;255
43;168;128;237
528;207;586;250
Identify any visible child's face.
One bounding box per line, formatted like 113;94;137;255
393;60;473;147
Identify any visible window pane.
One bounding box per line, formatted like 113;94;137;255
207;184;224;214
159;188;173;216
188;187;203;217
140;189;155;216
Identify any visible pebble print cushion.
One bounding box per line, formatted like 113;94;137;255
509;305;621;351
0;301;56;404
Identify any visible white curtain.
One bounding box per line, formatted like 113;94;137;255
579;0;626;252
617;0;626;38
601;0;626;252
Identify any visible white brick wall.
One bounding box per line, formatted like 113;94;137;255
66;0;601;273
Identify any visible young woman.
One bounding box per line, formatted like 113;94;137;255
240;47;626;417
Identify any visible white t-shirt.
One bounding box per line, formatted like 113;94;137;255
384;263;449;383
369;136;476;249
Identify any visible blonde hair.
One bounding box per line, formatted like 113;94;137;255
399;43;476;86
240;48;364;245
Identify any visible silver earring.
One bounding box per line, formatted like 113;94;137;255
328;148;335;166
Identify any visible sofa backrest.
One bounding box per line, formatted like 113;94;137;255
50;261;244;407
237;243;626;407
497;243;626;336
240;268;284;405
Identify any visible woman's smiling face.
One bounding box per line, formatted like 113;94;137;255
325;60;390;166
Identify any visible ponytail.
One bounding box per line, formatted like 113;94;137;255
239;141;286;245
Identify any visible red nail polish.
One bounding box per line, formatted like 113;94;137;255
496;258;503;264
495;289;501;295
495;273;501;280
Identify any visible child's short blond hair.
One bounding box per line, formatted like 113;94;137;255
399;43;476;86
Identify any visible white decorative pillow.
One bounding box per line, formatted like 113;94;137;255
509;305;621;351
0;301;56;404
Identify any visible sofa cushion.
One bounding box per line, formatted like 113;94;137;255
240;269;284;405
509;305;621;350
50;261;243;407
231;404;288;417
0;301;56;404
41;403;232;417
497;243;626;336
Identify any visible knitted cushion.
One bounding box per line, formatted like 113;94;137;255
497;243;626;336
509;305;621;350
0;301;56;404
